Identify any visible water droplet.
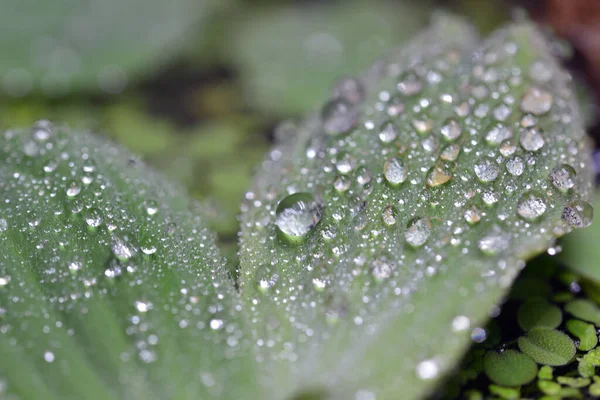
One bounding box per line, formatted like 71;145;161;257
383;158;407;185
405;217;431;247
333;175;351;192
562;200;594;228
332;77;365;104
464;207;481;225
520;127;545;152
112;236;134;261
455;102;471;117
521;86;553;115
478;231;509;255
68;261;82;272
145;200;159;215
335;154;354;174
355;167;372;185
413;119;432;134
275;193;323;238
549;164;576;192
312;278;327;291
0;219;7;232
0;276;10;287
66;182;81;197
452;315;471;332
529;60;553;84
440;118;461;141
382;205;397;226
493;105;511;121
255;265;278;292
378;121;398;143
135;301;151;313
485;126;512;146
426;164;453;187
322;99;359;136
440;144;461;161
506;156;524;176
520;113;537;128
397;72;423;96
416;359;439;380
517;193;547;220
84;208;103;228
474;157;499;183
499;139;517;157
371;258;393;281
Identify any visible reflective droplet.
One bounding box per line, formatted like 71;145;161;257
275;193;323;238
322;99;359;136
355;166;372;185
378;121;398;143
549;164;576;192
255;265;278;292
382;205;397;226
474;157;499;183
529;60;553;84
499;139;517;157
335;153;354;174
112;236;134;261
440;144;460;161
493;105;511;121
145;200;159;216
485;126;512;146
397;72;423;96
68;261;82;272
332;77;365;104
426;164;453;187
478;231;509;255
371;258;393;281
562;201;594;228
506;156;524;176
66;182;81;197
416;359;439;380
520;127;545;152
517;193;547;220
440;118;461;141
413;119;432;134
452;315;471;332
521;86;553;115
464;207;481;225
383;158;407;185
520;113;537;128
405;217;431;247
333;175;351;192
84;208;103;228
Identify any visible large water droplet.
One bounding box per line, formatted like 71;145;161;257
517;193;547;220
520;127;545;152
474;157;500;183
549;164;576;192
405;217;431;247
562;201;594;228
521;86;553;115
275;192;323;238
322;99;359;136
383;157;407;185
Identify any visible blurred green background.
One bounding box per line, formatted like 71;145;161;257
0;0;597;254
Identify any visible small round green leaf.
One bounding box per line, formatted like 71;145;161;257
518;328;576;366
517;299;562;331
483;350;538;387
565;319;598;351
564;299;600;326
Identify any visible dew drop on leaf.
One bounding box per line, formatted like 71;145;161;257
322;99;359;136
383;157;408;185
275;192;323;238
517;193;547;220
474;157;500;183
549;164;576;192
562;200;594;228
378;121;398;143
520;127;545;152
521;86;553;115
440;118;462;141
405;217;431;247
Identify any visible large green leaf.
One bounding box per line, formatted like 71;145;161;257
0;122;257;399
238;16;594;400
0;0;227;96
229;0;433;114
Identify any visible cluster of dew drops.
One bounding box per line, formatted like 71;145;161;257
0;121;235;376
244;33;595;385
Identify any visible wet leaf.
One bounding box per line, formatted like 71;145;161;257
0;0;228;96
483;350;538;387
565;319;598;351
238;15;594;400
518;328;576;366
0;122;258;399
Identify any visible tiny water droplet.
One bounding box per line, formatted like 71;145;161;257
355;166;371;185
520;127;545;152
381;205;397;226
68;261;82;272
333;175;351;192
378;120;398;143
145;200;159;216
440;118;461;141
521;86;553;115
452;315;471;332
112;236;134;261
506;156;524;176
383;158;407;185
416;359;439;380
426;164;453;187
275;193;323;238
255;265;278;292
549;164;576;192
85;208;103;228
440;144;461;161
371;258;393;281
517;193;547;220
413;119;432;134
562;200;594;228
464;207;481;225
405;217;431;247
474;157;499;183
485;126;512;146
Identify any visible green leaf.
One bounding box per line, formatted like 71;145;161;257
483;350;538;387
0;122;258;399
556;376;590;388
565;299;600;326
517;299;562;331
229;0;433;114
518;328;576;366
238;15;594;400
488;384;520;399
0;0;228;96
560;191;599;282
565;319;598;351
